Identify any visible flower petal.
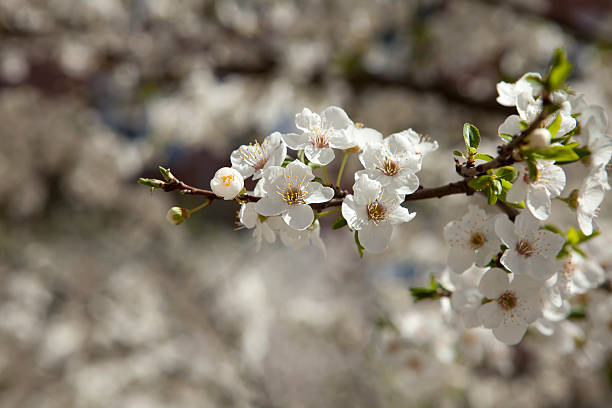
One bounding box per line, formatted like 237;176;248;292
527;185;551;220
295;108;321;131
282;132;309;150
479;268;509;299
492;322;528;345
500;250;527;275
255;196;287;216
239;202;258;229
447;246;476;274
387;205;416;225
352;174;382;205
282;203;314;231
359;223;393;253
495;216;518;248
321;106;352;130
305;145;335;165
478;302;503;329
305;183;334;203
341;196;368;230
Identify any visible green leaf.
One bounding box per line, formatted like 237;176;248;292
474;153;494;162
499;179;513;191
487;184;498;205
530;145;579;162
500;133;513;141
467;175;491;191
138;178;164;188
463;123;481;150
453;150;464;157
526;159;539;182
548;48;572;90
555;146;590;165
332;215;348;230
495;166;517;182
158;166;174;181
547;112;562;137
354;230;364;258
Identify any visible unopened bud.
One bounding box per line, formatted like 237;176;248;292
528;128;551;150
167;207;189;225
210;167;244;200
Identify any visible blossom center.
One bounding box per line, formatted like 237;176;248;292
276;181;308;205
312;129;329;148
497;291;518;311
470;232;486;249
239;141;268;171
516;239;535;258
221;174;235;187
379;157;400;176
367;201;387;224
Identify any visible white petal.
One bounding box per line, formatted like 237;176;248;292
532;229;565;259
282;132;309;150
479;268;509;299
285;159;313;180
305;145;335;165
239;203;258;229
387;205;416;225
495;216;518;248
392;171;420;195
514;211;538;238
498;114;522;136
352;174;382;205
478;302;503;329
255;196;287;216
496;81;518;106
447;246;476;274
359;223;393;253
500;250;527;275
295;108;321;131
305;183;334;203
526;186;551;220
505;174;527;204
492;322;528;345
341;196;368;230
525;255;558;280
261;222;276;244
266;132;288;167
321;106;352;130
475;243;500;267
282;203;314;231
385;131;416;153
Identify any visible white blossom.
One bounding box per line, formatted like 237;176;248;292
357;131;421;195
350;125;383;152
495;212;565;280
230;131;287;180
443;205;502;274
210;167;244;200
255;160;334;230
281;106;355;165
341;174;415;253
477;268;542;345
577;165;607;236
239;202;276;251
277;219;326;257
496;72;543;108
506;160;566;220
553;252;605;300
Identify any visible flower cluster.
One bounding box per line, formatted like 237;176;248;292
207;106;436;254
144;50;612;346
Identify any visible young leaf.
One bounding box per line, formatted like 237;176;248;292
547;112;562;137
474;153;494;162
526;159;539;182
467;175;491;191
548;48;572;90
495;166;517;182
530;145;579;162
463;123;481;150
332;215;348;230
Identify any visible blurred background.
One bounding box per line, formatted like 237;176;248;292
1;0;612;407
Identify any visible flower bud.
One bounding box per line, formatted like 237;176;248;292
167;207;189;225
529;128;551;150
210;167;244;200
